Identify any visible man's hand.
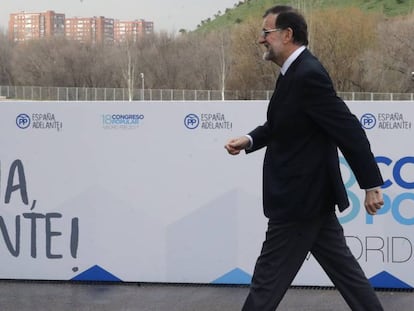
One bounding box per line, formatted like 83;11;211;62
224;136;250;155
364;188;384;215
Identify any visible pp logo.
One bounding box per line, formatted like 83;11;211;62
16;114;31;129
360;113;376;129
184;114;200;129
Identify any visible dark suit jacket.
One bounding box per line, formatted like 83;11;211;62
247;49;383;220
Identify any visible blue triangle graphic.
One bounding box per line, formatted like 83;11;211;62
212;268;252;285
71;265;122;282
369;271;412;289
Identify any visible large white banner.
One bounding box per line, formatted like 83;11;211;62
0;100;412;289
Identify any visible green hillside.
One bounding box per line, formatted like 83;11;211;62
195;0;414;33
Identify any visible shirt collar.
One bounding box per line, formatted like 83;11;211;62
280;46;306;75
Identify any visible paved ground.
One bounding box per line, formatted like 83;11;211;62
0;281;412;310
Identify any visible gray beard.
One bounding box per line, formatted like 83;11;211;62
262;51;272;61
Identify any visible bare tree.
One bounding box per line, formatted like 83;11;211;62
362;13;414;93
184;33;222;90
189;31;234;98
118;38;138;101
3;6;414;96
228;16;279;97
0;32;13;85
11;38;69;86
217;30;232;100
139;32;181;89
311;7;378;92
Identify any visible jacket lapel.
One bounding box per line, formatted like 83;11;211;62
267;49;311;121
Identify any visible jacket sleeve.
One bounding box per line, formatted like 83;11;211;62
246;121;272;154
302;67;383;189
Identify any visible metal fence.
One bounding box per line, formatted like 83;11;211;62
1;85;414;101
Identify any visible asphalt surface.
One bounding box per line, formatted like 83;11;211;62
0;281;412;310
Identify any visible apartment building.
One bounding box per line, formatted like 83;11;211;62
114;19;154;43
8;11;65;42
65;16;114;45
8;10;153;44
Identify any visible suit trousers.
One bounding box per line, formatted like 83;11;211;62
241;212;384;311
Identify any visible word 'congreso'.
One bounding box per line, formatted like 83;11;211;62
102;114;144;125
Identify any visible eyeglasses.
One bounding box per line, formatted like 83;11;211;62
261;28;282;38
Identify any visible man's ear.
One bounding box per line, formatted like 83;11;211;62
283;27;294;44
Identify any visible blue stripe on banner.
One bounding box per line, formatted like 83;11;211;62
369;271;413;289
212;268;252;284
71;265;122;282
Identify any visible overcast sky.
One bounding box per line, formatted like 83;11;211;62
1;0;238;33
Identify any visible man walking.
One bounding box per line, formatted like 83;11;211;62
225;5;384;311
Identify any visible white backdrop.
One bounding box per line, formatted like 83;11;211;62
0;100;413;288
